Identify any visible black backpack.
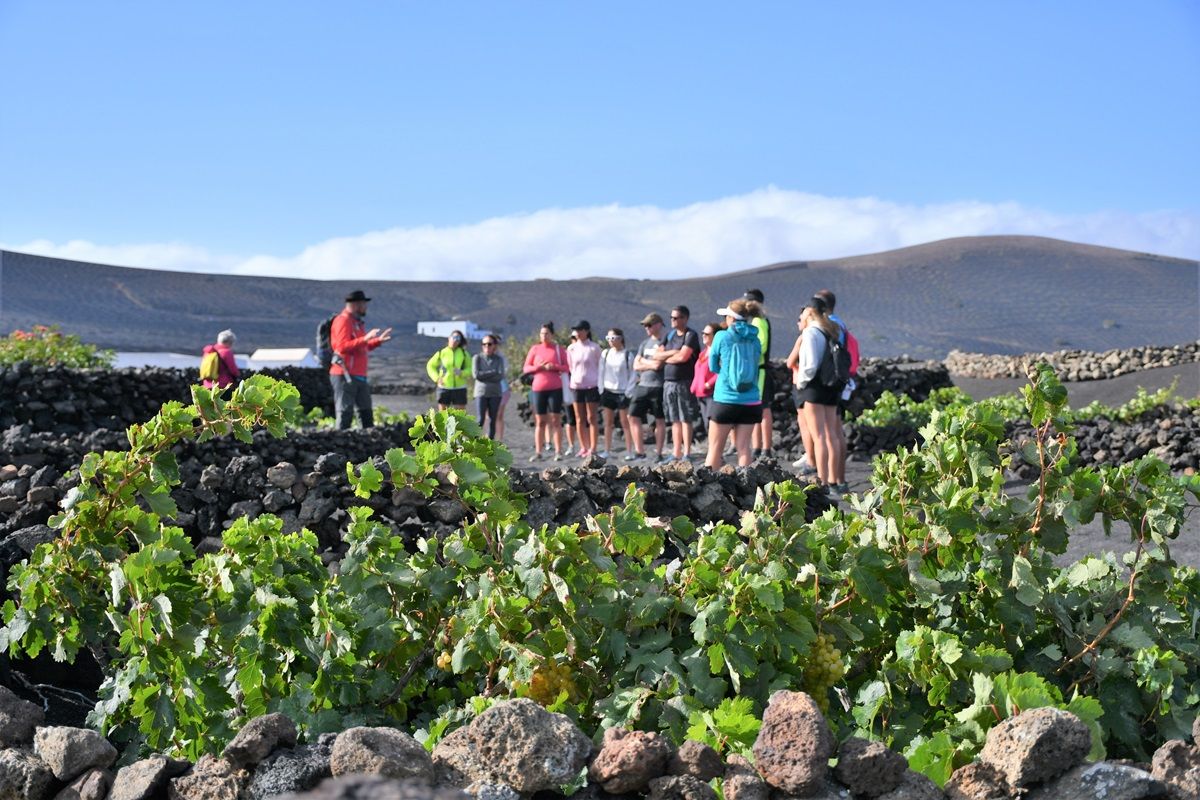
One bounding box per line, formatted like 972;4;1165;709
818;332;852;389
316;313;338;369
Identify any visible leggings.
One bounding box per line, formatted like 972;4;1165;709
477;395;501;439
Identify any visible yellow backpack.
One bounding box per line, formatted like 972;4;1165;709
199;351;221;382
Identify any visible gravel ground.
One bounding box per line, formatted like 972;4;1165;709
375;363;1199;568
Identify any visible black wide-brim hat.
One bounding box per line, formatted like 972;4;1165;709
345;290;371;302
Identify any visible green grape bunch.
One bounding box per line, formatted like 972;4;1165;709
803;632;845;714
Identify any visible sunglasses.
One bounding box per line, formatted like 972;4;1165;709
606;335;621;340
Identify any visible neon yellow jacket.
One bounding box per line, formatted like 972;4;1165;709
427;346;471;389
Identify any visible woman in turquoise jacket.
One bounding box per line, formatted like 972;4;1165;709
704;298;763;468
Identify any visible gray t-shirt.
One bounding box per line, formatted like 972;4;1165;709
472;353;506;398
636;335;665;389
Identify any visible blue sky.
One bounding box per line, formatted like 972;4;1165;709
1;1;1197;280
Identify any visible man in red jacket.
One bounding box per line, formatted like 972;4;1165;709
330;289;393;429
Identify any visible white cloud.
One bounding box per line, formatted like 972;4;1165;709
7;188;1198;281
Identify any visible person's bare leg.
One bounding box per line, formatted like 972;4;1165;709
829;406;847;483
603;407;616;452
551;415;563;455
619;408;633;452
586;403;599;452
654;418;666;458
734;424;755;467
630;415;645;455
798;406;815;464
706;421;732;468
533;413;546;454
760;408;773;452
802;404;829;483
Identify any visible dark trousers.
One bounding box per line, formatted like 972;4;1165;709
331;374;374;429
477;395;501;439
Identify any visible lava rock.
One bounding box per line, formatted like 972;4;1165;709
1026;761;1170;800
722;755;768;800
33;726;119;782
588;727;675;794
0;747;55;800
978;707;1091;790
168;754;250;800
466;698;592;794
666;739;722;781
0;684;46;746
751;690;834;795
53;767;112;800
222;712;299;768
329;727;434;784
1150;739;1200;800
832;737;907;797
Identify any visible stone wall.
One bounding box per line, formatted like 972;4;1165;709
945;341;1199;380
0;692;1192;799
0;364;336;432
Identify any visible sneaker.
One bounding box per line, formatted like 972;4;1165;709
833;482;850;495
624;452;642;461
553;452;563;461
528;452;542;463
577;448;591;459
562;445;573;457
596;450;609;459
792;455;817;475
752;448;762;459
655;453;668;464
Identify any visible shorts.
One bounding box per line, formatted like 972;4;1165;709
572;386;601;404
437;387;467;407
629;385;663;421
796;383;842;407
599;390;630;410
531;389;564;415
710;401;763;426
662;381;699;424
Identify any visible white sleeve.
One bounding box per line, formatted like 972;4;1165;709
797;328;825;386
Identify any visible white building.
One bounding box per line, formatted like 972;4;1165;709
417;320;491;340
247;348;321;368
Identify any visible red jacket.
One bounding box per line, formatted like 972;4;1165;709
330;310;382;378
202;343;240;389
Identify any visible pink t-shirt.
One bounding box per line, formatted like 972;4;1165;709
567;339;602;390
522;342;568;392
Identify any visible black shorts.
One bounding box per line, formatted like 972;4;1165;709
796;383;842;407
599;390;630;410
710;401;763;426
531;389;564;415
437;387;467;407
629;385;663;421
573;386;601;404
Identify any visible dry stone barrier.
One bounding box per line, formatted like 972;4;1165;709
0;364;336;432
945;341;1199;381
0;689;1193;799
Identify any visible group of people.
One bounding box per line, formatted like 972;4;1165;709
419;287;858;488
210;286;858;494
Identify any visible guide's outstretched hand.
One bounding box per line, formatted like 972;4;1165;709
370;327;393;344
